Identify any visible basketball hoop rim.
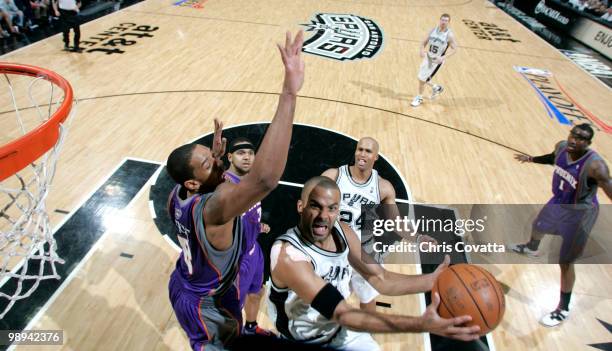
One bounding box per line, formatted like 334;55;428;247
0;63;74;182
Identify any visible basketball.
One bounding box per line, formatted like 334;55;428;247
432;264;505;336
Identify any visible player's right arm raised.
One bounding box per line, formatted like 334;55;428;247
204;31;305;225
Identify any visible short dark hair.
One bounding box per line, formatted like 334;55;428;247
229;137;254;152
167;143;197;185
441;13;451;20
301;176;340;200
574;123;594;141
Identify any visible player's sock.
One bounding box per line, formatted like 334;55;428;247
526;239;540;251
559;291;572;311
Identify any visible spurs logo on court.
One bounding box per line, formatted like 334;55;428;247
514;66;612;134
301;13;383;61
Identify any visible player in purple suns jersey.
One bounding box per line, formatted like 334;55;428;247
165;30;305;350
223;137;273;337
511;123;612;327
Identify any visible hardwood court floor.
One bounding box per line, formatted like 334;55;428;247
3;0;611;350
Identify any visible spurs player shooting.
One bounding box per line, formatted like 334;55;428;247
411;13;458;107
268;177;480;351
165;31;304;350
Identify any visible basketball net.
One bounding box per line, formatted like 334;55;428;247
0;64;75;319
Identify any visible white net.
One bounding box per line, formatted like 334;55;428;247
0;66;75;319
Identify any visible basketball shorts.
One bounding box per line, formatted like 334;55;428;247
350;270;380;304
417;56;444;82
169;271;242;350
238;241;264;307
532;200;599;263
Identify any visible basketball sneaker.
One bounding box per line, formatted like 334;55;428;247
509;243;540;258
411;95;423;107
540;308;569;327
243;324;275;337
431;85;444;98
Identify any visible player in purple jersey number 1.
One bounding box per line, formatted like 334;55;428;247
165;30;305;350
511;124;612;327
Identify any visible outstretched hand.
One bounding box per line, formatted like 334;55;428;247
278;30;305;95
514;154;531;163
422;292;481;341
211;118;227;161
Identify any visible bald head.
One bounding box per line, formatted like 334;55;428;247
301;176;340;202
354;137;380;172
357;137;379;155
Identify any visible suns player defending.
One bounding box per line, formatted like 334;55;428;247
165;31;304;350
224;137;273;336
411;13;458;107
322;137;401;312
511;124;612;327
269;177;480;350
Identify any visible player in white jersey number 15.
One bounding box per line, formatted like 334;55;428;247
411;13;458;107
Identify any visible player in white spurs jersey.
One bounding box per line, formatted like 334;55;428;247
268;177;480;350
321;137;392;312
411;13;458;107
321;137;434;312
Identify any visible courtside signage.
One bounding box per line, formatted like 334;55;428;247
173;0;207;9
301;13;383;61
514;66;611;134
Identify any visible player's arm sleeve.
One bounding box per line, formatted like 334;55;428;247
531;152;555;164
531;141;564;164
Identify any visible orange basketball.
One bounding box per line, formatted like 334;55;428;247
431;264;505;335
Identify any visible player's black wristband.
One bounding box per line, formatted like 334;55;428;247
531;153;555;165
311;283;344;320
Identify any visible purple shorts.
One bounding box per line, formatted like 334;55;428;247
238;241;264;308
169;271;243;351
533;199;599;263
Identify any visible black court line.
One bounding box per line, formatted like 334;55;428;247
0;88;532;161
391;36;565;61
416;205;491;350
122;8;556;62
124;9;281;27
375;301;392;308
120;252;134;259
0;159;159;346
63;90;530;156
324;0;474;8
54;209;70;214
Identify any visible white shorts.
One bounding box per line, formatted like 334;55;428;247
417;56;444;82
328;328;380;351
350;271;380;304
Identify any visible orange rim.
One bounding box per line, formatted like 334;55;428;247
0;63;73;182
